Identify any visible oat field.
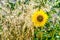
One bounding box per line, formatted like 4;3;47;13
0;0;60;40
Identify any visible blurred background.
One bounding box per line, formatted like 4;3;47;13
0;0;60;40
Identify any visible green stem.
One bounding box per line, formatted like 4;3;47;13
41;27;43;40
51;30;55;40
46;37;48;40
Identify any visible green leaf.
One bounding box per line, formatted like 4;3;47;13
34;38;38;40
53;2;60;8
24;0;30;4
18;1;21;5
0;24;2;32
0;7;2;10
8;2;15;10
17;12;22;16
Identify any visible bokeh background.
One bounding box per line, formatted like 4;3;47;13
0;0;60;40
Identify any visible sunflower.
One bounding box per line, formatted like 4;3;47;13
31;9;48;27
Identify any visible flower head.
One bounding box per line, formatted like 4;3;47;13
31;9;48;27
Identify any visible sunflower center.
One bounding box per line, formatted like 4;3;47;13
37;15;43;22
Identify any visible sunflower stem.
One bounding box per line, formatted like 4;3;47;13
41;27;43;40
46;36;48;40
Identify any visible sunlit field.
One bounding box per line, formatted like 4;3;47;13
0;0;60;40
